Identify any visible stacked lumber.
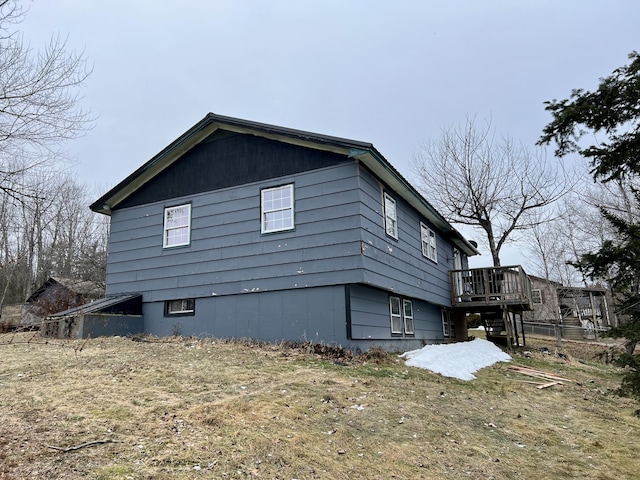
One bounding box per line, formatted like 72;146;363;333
509;366;573;389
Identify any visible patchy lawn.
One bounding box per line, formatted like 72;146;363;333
0;332;638;479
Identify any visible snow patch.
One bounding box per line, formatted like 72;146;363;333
400;338;511;381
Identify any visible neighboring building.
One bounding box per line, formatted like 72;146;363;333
23;276;104;326
522;275;616;339
523;275;562;324
89;113;481;351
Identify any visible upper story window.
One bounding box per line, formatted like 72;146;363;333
383;193;398;239
532;289;543;304
163;204;191;248
420;222;437;262
261;184;294;234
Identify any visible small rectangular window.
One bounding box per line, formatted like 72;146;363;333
442;310;450;337
421;222;437;262
163;204;191;248
532;289;543;304
165;298;195;315
390;296;402;334
403;299;414;335
383;193;398;239
261;184;294;233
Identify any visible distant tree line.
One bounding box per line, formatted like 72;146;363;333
0;173;108;305
0;0;104;306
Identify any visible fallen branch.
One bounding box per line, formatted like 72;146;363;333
47;439;119;452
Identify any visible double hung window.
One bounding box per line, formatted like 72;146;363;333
383;193;398;239
163;204;191;248
261;184;294;233
390;296;414;335
442;310;455;338
420;222;437;262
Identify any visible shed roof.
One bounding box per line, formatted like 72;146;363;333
48;294;143;318
90;113;480;256
26;277;104;303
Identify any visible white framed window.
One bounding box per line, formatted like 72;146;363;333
403;299;414;335
165;298;195;315
421;222;437;262
532;289;543;304
163;204;191;248
383;192;398;239
390;296;415;335
261;184;294;233
390;296;403;334
441;310;455;338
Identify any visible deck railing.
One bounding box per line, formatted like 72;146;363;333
450;265;533;309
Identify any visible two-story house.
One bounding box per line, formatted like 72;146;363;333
88;113;480;351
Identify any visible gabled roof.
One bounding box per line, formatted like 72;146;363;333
90;113;479;256
26;277;104;303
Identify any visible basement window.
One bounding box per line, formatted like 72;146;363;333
165;298;195;316
403;299;414;335
390;296;415;335
390;296;403;334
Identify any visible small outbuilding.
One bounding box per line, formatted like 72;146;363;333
42;294;144;339
23;277;104;327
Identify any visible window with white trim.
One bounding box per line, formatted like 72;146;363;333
163;204;191;248
403;299;414;334
390;296;403;334
261;184;294;233
383;193;398;239
165;298;195;316
421;222;437;262
442;310;455;338
390;296;415;335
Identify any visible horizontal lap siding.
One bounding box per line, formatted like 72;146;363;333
349;284;444;342
357;166;455;306
105;163;365;300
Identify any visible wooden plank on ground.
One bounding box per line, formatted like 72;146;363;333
509;366;573;383
536;381;563;389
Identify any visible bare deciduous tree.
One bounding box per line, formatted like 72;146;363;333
412;117;573;266
0;0;91;203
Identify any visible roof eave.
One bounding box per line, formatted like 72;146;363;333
353;149;480;257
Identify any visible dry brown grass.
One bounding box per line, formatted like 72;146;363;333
0;331;638;479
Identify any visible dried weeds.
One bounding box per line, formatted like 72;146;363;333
0;332;638;479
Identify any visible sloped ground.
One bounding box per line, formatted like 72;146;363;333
0;332;638;479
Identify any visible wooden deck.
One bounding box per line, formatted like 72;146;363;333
450;265;533;312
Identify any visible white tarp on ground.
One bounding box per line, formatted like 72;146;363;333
400;338;511;381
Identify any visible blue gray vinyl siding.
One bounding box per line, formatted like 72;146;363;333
105;162;365;300
104;146;464;347
348;284;444;341
357;166;455;306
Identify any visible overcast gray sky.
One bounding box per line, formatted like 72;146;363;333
20;0;640;266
